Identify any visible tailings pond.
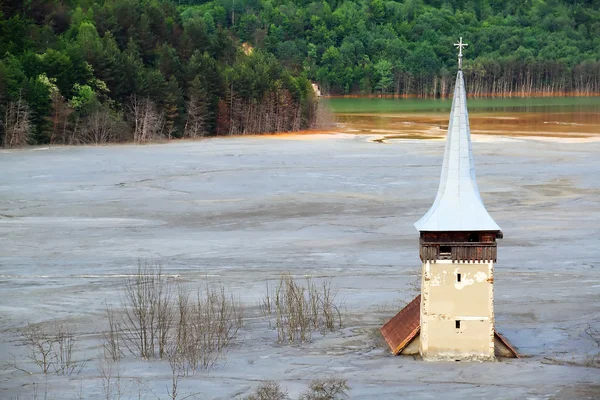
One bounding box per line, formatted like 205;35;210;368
330;96;600;140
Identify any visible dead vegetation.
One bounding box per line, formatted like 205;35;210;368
244;381;289;400
300;378;350;400
101;303;123;363
261;274;343;344
5;323;86;376
97;360;125;400
100;260;243;373
2;91;32;148
76;109;128;144
244;378;349;400
584;324;600;367
129;96;166;143
173;285;243;373
120;261;175;359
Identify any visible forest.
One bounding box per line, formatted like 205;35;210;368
1;0;600;146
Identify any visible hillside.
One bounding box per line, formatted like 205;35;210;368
1;0;600;145
207;0;600;97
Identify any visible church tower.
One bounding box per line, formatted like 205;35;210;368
380;38;517;361
415;38;502;361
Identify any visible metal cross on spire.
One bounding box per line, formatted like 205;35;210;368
454;37;468;70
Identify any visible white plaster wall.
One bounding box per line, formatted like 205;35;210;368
421;260;495;360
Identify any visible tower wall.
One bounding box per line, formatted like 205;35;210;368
420;260;495;361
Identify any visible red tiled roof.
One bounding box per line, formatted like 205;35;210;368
494;331;519;358
380;295;421;355
380;295;519;358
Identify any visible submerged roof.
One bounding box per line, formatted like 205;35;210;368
380;295;421;355
380;295;519;358
414;69;501;233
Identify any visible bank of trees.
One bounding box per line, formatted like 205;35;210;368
2;0;600;146
183;0;600;97
0;0;319;146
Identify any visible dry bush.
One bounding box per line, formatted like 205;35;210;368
244;381;289;400
76;109;129;144
584;325;600;367
120;260;175;360
3;92;32;148
262;275;342;344
17;323;85;375
106;260;243;374
97;360;124;400
52;325;85;375
299;378;350;400
174;284;244;373
129;96;165;143
259;281;274;329
22;324;54;374
184;95;208;138
101;302;123;362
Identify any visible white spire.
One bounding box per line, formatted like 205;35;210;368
414;70;501;233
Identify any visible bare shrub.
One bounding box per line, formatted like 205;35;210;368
101;302;123;362
319;279;341;332
164;338;206;399
104;260;242;376
97;360;124;400
121;260;175;359
265;275;342;344
184;94;208;138
77;109;127;144
584;324;600;367
129;96;165;143
174;284;244;373
244;381;289;400
274;275;311;343
49;88;74;145
259;281;273;329
299;378;350;400
3;91;32;148
52;325;85;375
22;323;54;374
18;323;84;375
166;342;183;400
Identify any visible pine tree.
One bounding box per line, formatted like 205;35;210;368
163;75;183;138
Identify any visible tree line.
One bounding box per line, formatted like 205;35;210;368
2;0;600;146
184;0;599;97
0;0;322;147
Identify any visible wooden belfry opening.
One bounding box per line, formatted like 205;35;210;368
419;231;501;263
380;38;518;361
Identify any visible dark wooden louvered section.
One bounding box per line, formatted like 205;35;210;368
419;231;501;262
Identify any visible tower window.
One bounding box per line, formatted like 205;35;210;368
440;245;451;254
457;273;461;282
455;320;461;329
468;233;480;242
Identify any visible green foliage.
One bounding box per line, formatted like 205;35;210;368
0;0;319;144
374;59;393;94
1;0;599;144
212;0;600;95
69;83;98;113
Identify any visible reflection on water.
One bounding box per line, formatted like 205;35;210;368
330;97;600;140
